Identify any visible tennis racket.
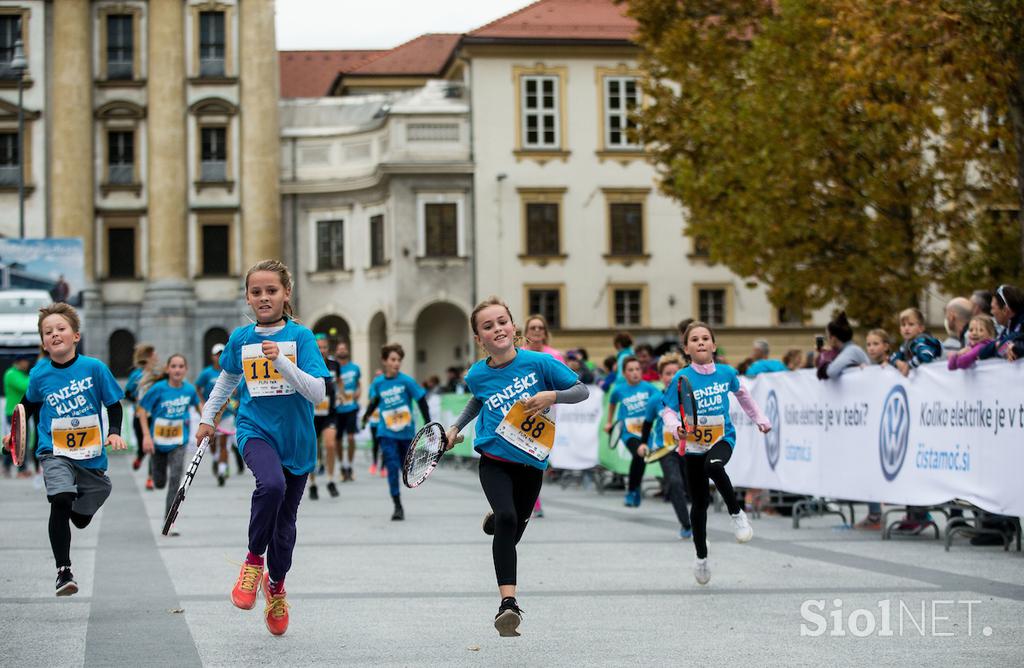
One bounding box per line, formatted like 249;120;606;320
678;375;698;439
7;403;26;467
402;422;452;488
162;437;209;536
644;441;676;464
607;420;625;450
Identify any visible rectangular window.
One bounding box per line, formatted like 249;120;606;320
198;11;225;77
528;289;561;329
525;202;559;256
521;75;559;149
107;130;133;184
200;127;227;181
369;214;385;267
699;288;726;326
107;227;136;278
0;15;21;79
614;289;642;327
201;224;229;276
424;203;458;257
316;220;345;270
610;202;643;255
106;14;133;80
0;132;19;185
604;76;639;148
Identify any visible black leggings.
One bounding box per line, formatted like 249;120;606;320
48;492;94;569
132;417;146;462
371;431;380;466
659;451;691;529
478;455;543;587
684;441;740;559
623;438;647;493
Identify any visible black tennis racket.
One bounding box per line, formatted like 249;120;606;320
7;403;26;467
403;422;457;488
678;375;698;440
162;437;209;536
607;420;625;450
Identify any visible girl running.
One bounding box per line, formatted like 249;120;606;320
605;356;658;508
194;259;330;636
361;343;430;521
445;297;588;637
333;341;361;483
125;344;158;484
137;354;202;531
663;321;770;585
307;335;339;500
3;303;126;595
197;343;243;485
639;353;692;538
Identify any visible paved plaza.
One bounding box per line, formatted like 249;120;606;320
1;452;1022;667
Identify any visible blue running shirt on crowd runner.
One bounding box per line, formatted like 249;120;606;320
464;349;579;470
663;364;741;450
219;320;330;475
197;364;235;417
368;372;424;441
644;387;670;449
609;381;658;437
337;362;361;413
26;355;125;470
124;367;142;401
139;379;200;452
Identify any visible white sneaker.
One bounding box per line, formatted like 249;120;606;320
731;510;753;543
693;557;711;585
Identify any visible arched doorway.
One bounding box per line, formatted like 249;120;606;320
413;302;469;383
108;329;136;377
368;311;387;365
313;314;351;350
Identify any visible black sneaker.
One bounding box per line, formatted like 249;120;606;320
494;596;523;637
55;567;78;597
327;481;339;498
309;485;319;501
482;512;495;536
391;502;404;521
217;473;226;487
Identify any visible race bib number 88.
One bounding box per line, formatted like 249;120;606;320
495;401;556;461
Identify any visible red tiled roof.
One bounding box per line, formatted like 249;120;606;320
467;0;636;42
278;50;384;98
347;33;461;76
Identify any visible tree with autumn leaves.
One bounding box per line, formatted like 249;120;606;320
625;0;1020;327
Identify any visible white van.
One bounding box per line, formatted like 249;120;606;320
0;289;51;354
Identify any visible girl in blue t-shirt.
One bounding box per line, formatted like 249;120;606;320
125;343;158;476
195;260;330;637
138;354;202;524
444;297;588;638
605;356;658;507
662;321;771;586
361;343;430;520
3;303;126;597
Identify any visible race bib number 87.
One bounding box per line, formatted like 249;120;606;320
52;414;103;460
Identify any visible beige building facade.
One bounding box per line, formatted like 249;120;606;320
2;0;280;373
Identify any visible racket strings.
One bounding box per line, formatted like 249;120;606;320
406;428;443;481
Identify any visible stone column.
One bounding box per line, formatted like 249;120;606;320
239;0;281;268
50;1;93;281
140;0;194;359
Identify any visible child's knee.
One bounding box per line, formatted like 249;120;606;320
69;511;93;529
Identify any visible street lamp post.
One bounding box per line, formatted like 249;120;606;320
10;39;27;239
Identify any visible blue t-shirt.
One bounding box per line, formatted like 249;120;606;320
196;364;234;417
746;359;787;377
219;321;331;475
664;364;741;451
643;387;670;448
27;355;125;470
464;349;579;470
124;367;143;402
368;372;425;440
139;380;201;452
336;362;361;414
608;381;658;425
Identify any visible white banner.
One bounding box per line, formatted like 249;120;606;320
729;361;1024;516
550;385;603;470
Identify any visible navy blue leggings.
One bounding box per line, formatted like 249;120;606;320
243;439;308;582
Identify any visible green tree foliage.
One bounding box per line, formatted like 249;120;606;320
626;0;1018;326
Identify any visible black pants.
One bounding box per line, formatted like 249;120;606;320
478;455;543;586
623;438;647;493
48;493;94;569
659;451;691;529
684;441;740;559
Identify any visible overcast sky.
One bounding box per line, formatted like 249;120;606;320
275;0;530;50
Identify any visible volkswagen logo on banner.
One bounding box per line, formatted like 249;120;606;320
764;390;780;470
879;385;910;481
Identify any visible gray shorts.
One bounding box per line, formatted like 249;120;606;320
40;454;112;516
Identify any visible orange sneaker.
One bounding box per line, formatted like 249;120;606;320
145;476;154;491
231;560;263;610
263;572;289;636
368;463;378;476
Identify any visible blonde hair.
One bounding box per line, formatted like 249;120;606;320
866;328;892;347
133;343;156;367
898;307;925;326
657;352;685;374
37;302;80;339
142;353;188;391
245;259;295;320
969;314;997;339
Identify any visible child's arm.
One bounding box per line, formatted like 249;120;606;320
136;406;155;454
199;371;242;426
416;396;431;423
104;400;127;450
361;396;380;427
271;353;326;405
521;381;589;418
734;387;771;432
950;341;989;369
